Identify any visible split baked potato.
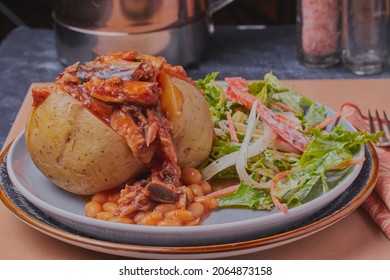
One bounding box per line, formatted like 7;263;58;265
25;51;213;195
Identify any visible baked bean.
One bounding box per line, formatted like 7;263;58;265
185;217;201;226
85;201;102;218
188;202;204;218
181;168;202;185
150;211;163;220
154;203;176;214
189;184;204;197
138;211;163;226
199;180;212;195
102;202;118;214
209;197;219;209
133;211;151;223
164;209;194;222
86;170;220;226
157;219;181;226
91;192;108;204
184;187;194;202
108;192;120;203
109;216;134;224
96;211;115;220
194;195;211;208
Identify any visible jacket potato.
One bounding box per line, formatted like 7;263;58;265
25;51;213;195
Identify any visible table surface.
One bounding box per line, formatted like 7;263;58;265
0;25;390;260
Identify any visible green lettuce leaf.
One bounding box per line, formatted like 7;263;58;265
248;72;311;115
303;103;327;129
196;72;234;124
275;125;382;207
218;182;273;210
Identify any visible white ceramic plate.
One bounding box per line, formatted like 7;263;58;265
7;120;364;247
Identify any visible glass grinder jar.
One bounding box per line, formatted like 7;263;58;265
296;0;342;68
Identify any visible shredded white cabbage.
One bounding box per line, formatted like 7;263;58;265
201;135;269;180
235;100;269;189
219;120;264;138
201;101;271;189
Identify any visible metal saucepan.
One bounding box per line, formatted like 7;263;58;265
53;0;235;66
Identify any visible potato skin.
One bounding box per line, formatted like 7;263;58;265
25;88;146;195
170;77;214;168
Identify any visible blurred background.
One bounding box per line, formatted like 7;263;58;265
0;0;297;41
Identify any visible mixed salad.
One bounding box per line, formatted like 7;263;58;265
196;72;380;212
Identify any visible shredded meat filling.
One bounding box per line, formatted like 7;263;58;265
53;51;185;217
31;87;51;106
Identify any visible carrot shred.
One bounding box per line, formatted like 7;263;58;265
226;111;239;143
330;156;366;170
207;184;240;198
316;111;342;130
305;106;357;133
270;170;292;213
272;101;298;114
303;111;342;134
